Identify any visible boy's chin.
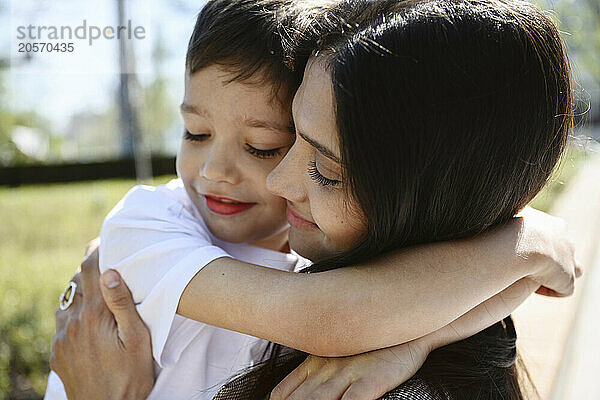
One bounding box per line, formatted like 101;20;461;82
201;212;286;246
203;217;254;243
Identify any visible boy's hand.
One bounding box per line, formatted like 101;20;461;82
517;207;582;297
269;340;429;400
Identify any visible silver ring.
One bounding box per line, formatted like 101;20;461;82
58;281;77;311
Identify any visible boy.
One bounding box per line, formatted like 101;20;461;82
46;1;312;398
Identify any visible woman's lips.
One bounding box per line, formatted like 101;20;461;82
204;195;255;215
286;206;318;230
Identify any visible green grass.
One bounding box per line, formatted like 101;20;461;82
0;176;174;399
0;145;588;398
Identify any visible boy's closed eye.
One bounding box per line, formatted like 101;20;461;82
183;130;210;141
244;144;283;159
183;129;287;160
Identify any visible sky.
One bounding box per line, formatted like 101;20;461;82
1;0;204;133
1;0;597;138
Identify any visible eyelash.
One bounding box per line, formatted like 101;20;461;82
244;145;282;159
184;130;209;141
184;130;282;159
308;160;341;187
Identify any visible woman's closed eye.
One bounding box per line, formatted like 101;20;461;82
308;160;341;187
183;130;210;142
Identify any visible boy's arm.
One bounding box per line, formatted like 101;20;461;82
269;277;538;400
178;208;578;357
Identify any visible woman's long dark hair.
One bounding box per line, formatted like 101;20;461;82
218;0;573;398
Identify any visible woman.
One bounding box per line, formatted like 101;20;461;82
216;1;576;398
51;0;577;398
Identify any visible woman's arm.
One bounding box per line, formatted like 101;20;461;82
178;208;579;356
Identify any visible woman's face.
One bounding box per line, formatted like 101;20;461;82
266;58;367;261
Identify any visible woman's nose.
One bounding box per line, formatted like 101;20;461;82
266;143;306;202
201;143;240;185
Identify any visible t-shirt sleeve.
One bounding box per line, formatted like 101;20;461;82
99;185;230;368
43;371;68;400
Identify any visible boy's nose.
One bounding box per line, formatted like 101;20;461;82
201;147;240;185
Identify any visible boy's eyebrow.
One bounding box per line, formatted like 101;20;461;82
297;130;340;163
243;116;295;135
180;102;211;118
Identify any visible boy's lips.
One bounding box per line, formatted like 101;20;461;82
286;204;318;230
203;194;256;215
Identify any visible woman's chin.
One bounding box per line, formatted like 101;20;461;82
289;228;334;262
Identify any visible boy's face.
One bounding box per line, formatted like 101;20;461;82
177;65;295;249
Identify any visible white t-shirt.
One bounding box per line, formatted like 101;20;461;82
45;179;309;400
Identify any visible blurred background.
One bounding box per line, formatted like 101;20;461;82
0;0;598;398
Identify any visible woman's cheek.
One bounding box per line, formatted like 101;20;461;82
312;191;366;252
330;217;366;251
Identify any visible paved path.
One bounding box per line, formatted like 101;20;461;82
512;147;600;399
552;244;600;399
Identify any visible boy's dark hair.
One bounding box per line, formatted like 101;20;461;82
186;0;300;104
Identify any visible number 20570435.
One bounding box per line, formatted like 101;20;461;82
18;42;74;53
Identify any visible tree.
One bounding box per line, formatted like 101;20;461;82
0;61;37;166
139;32;176;154
543;0;600;123
115;0;152;180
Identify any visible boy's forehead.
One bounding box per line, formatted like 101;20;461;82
186;64;294;101
181;66;292;120
182;66;295;134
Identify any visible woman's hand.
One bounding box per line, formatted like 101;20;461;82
517;207;582;297
50;240;154;400
269;277;539;400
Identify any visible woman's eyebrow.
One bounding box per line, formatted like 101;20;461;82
297;130;340;163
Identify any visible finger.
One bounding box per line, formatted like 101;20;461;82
49;335;61;373
80;247;102;306
287;376;328;400
540;267;575;297
55;275;83;327
286;371;328;400
55;307;68;333
66;287;84;318
535;286;563;297
345;372;408;400
575;264;583;278
67;273;83;301
84;237;101;258
99;269;145;344
309;377;352;400
271;362;310;399
57;292;84;339
342;378;384;400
